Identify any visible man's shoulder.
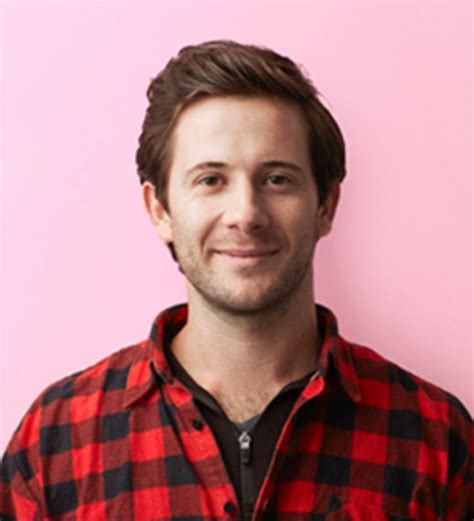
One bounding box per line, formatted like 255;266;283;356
7;340;149;451
346;339;472;427
42;340;146;404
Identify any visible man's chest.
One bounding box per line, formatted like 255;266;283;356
211;387;281;424
36;390;452;521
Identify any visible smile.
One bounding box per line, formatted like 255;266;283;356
216;249;279;257
214;249;279;268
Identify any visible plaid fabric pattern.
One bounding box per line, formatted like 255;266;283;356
1;304;472;520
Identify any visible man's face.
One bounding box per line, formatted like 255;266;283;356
144;96;338;314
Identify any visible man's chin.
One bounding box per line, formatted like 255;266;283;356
185;263;313;316
198;287;292;316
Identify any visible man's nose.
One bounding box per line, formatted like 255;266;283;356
221;180;270;232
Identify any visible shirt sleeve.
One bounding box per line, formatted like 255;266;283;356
1;405;44;521
1;455;39;520
445;400;474;521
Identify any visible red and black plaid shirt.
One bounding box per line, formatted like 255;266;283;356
1;304;472;520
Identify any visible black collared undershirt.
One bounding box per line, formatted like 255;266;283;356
165;340;313;519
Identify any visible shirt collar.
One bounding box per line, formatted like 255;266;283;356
123;304;187;408
124;303;361;409
314;304;362;403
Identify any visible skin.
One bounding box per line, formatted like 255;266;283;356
143;96;340;422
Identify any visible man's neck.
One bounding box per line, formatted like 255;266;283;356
170;284;321;419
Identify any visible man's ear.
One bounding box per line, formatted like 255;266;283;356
316;181;340;238
142;181;173;243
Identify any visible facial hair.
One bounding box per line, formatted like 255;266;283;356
171;218;320;317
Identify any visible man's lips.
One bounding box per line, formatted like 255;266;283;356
214;249;279;257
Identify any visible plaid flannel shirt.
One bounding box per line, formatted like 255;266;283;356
1;304;472;520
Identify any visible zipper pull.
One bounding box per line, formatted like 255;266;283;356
238;431;252;465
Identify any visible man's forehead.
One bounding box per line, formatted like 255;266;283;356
174;95;306;131
169;96;311;173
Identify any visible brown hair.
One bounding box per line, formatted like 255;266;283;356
136;40;346;210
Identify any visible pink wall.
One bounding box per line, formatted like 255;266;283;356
1;1;472;451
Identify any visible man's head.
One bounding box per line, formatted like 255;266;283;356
136;40;346;211
138;41;345;314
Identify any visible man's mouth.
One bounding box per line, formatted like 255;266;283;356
213;248;279;268
215;249;279;257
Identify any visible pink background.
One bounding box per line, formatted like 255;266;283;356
1;1;472;451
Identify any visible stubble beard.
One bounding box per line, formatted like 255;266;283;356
172;224;320;318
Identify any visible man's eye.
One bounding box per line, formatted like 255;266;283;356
198;176;221;186
266;174;290;185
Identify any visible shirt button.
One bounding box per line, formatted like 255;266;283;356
192;418;204;430
223;500;237;514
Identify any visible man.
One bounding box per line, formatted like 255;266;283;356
1;40;472;521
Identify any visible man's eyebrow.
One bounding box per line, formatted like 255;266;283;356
260;160;304;173
186;162;228;177
186;160;304;177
